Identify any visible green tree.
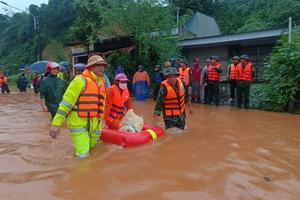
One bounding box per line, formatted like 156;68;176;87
100;0;179;69
0;0;76;74
214;0;300;34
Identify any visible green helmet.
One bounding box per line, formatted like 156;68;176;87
210;55;220;61
163;67;179;77
232;56;240;61
240;54;250;60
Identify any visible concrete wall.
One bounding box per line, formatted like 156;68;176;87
182;46;229;80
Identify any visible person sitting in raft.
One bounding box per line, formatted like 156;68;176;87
153;67;193;130
104;73;132;130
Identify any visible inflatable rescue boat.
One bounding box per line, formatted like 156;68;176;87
100;124;164;147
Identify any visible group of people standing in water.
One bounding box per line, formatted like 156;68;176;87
20;53;252;158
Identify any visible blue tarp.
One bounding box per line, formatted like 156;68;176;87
133;80;149;101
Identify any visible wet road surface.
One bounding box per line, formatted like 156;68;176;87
1;92;300;200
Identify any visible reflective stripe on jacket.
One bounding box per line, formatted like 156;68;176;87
162;78;185;117
236;62;253;81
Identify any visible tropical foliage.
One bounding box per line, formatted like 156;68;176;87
250;28;300;111
1;0;300;111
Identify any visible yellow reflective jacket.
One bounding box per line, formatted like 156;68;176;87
52;71;105;128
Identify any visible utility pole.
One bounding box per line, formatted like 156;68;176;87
288;17;292;44
0;1;39;60
176;7;179;29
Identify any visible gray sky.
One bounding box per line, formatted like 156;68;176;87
0;0;48;14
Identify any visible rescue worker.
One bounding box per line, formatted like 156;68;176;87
49;55;108;158
179;59;192;89
207;55;222;106
236;54;253;109
153;64;164;101
0;73;10;94
227;56;240;102
170;58;178;69
191;58;202;103
104;73;131;130
39;62;65;118
153;67;192;130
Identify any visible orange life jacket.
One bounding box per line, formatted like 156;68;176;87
179;67;191;86
162;78;185;117
229;64;238;80
236;62;253;81
208;62;222;81
106;84;130;122
76;69;106;117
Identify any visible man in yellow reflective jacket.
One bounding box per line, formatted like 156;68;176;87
49;55;108;159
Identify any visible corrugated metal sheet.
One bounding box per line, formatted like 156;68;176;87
179;29;286;47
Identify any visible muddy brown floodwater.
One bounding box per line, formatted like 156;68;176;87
1;91;300;200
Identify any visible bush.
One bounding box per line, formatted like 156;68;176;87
250;28;300;111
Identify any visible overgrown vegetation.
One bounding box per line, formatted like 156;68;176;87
250;28;300;111
0;0;76;74
1;0;300;111
69;0;180;73
174;0;300;34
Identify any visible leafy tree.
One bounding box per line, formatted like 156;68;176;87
0;0;76;73
100;0;179;70
214;0;300;34
68;0;106;46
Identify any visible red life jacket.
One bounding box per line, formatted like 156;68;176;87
106;84;130;122
161;78;185;117
229;64;238;80
76;69;106;117
208;62;222;81
179;67;191;86
236;62;253;81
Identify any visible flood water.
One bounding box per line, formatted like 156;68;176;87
1;91;300;200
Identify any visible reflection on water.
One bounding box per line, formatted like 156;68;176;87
1;92;300;199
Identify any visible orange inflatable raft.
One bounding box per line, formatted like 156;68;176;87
100;124;164;147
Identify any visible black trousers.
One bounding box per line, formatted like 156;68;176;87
153;85;160;101
207;81;220;106
1;84;10;93
204;84;208;103
229;80;237;99
164;118;185;130
237;81;251;108
33;85;39;94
